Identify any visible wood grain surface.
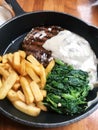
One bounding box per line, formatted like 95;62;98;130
0;0;98;130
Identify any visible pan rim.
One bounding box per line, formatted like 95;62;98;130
0;102;98;128
0;10;98;29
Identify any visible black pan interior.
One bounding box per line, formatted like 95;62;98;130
0;11;98;128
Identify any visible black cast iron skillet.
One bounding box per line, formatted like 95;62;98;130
0;0;98;128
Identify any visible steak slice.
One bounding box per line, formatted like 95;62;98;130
23;44;52;67
22;26;64;67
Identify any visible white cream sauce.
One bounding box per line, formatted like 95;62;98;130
43;30;97;88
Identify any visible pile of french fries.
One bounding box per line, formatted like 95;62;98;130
0;50;55;116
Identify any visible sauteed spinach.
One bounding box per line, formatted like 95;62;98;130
44;59;90;115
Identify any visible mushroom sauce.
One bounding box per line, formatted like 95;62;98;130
43;30;98;89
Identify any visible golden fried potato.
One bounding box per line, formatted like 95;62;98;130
18;50;26;59
0;72;17;99
17;90;25;102
26;66;40;83
7;89;20;102
20;76;34;104
13;51;20;70
30;81;43;102
27;55;40;66
39;64;46;89
13;100;41;116
19;59;27;76
0;66;9;79
36;101;47;111
45;59;55;76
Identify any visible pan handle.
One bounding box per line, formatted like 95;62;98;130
5;0;25;16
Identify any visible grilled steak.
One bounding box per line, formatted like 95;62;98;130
22;26;64;67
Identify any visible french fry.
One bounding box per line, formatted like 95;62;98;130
0;63;3;67
2;54;8;63
26;66;40;83
12;82;20;91
7;53;13;65
0;72;17;99
7;89;19;102
1;77;5;84
39;64;46;88
7;89;25;102
25;75;32;84
0;77;2;88
3;63;10;70
13;100;41;116
18;50;26;59
45;59;55;76
25;60;40;75
30;81;43;102
13;51;20;69
0;66;9;79
17;90;25;102
27;55;40;66
36;102;47;111
20;77;34;104
15;75;20;83
19;59;27;76
0;56;2;62
40;90;47;97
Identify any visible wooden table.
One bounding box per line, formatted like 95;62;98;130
0;0;98;130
